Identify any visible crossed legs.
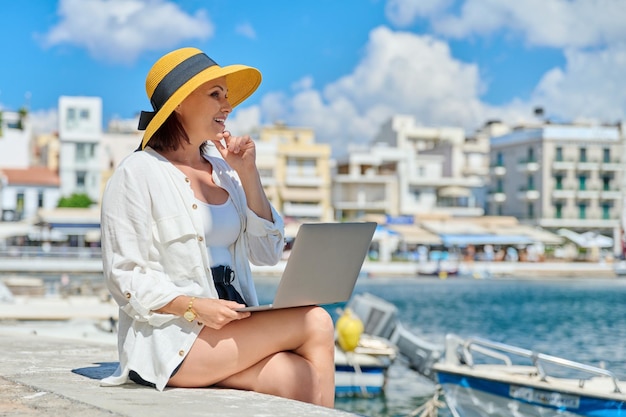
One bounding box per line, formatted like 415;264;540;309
167;306;336;407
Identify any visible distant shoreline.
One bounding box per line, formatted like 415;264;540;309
0;257;621;279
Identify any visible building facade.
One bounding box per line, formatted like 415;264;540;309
334;115;487;220
257;123;333;223
58;96;102;203
487;122;624;248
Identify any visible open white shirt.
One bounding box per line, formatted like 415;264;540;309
99;147;284;391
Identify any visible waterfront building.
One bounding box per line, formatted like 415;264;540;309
487;121;624;255
0;110;61;222
0;110;31;168
333;115;486;220
257;122;333;224
0;167;61;222
58;96;103;204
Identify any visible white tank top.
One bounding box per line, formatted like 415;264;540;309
196;197;240;267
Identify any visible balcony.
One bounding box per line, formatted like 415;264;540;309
516;186;539;201
576;160;600;171
551;187;576;199
487;189;506;203
489;164;506;176
576;187;599;200
516;158;539;173
282;202;324;218
600;160;622;172
284;175;325;187
600;187;622;200
551;160;576;171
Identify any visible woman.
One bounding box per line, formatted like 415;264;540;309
100;47;335;407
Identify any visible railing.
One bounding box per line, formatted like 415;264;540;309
460;336;622;393
0;246;102;259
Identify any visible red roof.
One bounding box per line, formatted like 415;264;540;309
1;167;60;187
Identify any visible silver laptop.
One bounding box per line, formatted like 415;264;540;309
238;222;377;312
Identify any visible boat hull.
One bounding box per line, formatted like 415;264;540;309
437;370;626;417
335;363;388;396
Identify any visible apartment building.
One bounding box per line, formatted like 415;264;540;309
58;96;102;203
334;115;487;220
0;110;61;222
487;122;624;242
257;123;333;223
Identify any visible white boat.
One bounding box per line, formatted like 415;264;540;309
334;293;399;397
432;334;626;417
335;334;396;396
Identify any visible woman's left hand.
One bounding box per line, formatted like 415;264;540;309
211;131;256;173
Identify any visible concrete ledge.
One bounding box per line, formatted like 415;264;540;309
0;331;357;416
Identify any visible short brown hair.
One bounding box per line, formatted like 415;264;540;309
146;113;190;152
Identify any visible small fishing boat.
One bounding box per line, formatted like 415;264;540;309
334;293;399;397
335;334;397;396
432;334;626;417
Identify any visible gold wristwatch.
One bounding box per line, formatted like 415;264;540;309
183;297;197;322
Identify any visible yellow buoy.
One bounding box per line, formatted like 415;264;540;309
336;308;364;352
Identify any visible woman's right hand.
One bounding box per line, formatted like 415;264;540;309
193;298;251;329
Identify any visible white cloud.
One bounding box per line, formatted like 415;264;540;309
235;22;256;40
378;0;626;131
532;44;626;123
259;26;503;155
385;0;453;27
392;0;626;49
40;0;214;64
226;105;262;136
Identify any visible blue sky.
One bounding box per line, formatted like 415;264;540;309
1;0;625;156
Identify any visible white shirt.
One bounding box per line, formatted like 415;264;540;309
99;147;284;391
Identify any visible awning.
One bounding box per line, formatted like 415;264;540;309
440;233;534;247
491;225;563;245
0;222;33;239
438;186;471;198
387;224;441;245
557;229;613;248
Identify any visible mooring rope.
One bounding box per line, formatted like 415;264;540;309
407;385;446;417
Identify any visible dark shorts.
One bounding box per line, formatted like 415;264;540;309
129;361;183;388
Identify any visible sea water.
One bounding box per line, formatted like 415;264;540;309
18;272;626;417
255;276;626;417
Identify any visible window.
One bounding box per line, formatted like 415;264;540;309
527;147;535;163
579;147;587;162
555;175;563;190
76;143;87;162
38;191;44;208
496;178;504;193
578;175;587;191
603;148;610;163
578;203;586;219
602;177;611;191
555;203;563;219
527;175;535;190
555;147;563;162
497;204;503;216
16;192;24;214
496;152;504;167
80;109;90;120
602;203;611;220
76;143;96;162
76;171;86;187
527;203;534;219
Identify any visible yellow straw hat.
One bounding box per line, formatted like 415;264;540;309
138;47;262;149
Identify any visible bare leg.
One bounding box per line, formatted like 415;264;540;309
168;306;335;407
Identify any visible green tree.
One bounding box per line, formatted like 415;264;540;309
57;193;93;208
